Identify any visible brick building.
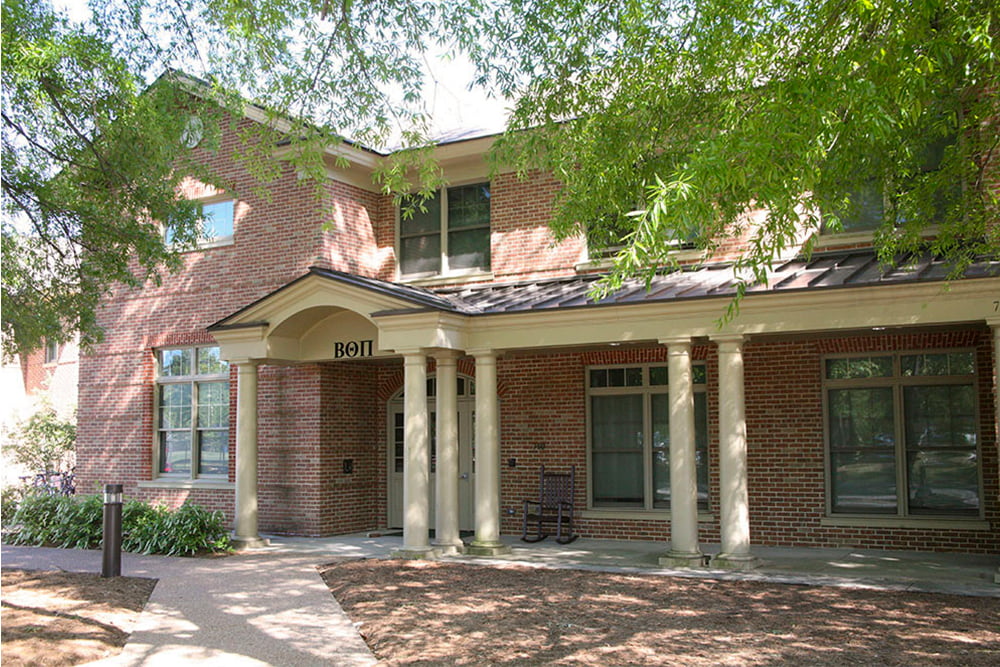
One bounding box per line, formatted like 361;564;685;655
75;104;1000;565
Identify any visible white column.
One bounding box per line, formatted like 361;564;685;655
659;338;704;567
991;322;1000;585
233;360;267;549
433;351;463;554
395;350;433;558
467;350;510;556
711;335;757;570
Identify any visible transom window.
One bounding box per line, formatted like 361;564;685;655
399;182;491;277
588;364;709;510
156;346;229;478
824;350;980;518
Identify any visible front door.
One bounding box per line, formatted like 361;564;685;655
388;389;476;531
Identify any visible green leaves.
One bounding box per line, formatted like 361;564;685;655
480;0;999;300
3;402;76;473
5;494;232;556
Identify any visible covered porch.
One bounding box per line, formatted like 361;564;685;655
208;252;1000;569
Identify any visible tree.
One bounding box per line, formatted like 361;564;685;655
468;0;1000;299
3;0;997;358
3;401;76;474
2;0;444;358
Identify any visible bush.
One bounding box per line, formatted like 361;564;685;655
1;486;24;526
4;494;231;556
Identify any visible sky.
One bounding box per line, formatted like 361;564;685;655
52;0;511;143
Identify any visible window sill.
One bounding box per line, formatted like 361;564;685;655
582;509;716;523
820;516;990;531
811;230;876;250
399;271;494;287
138;479;234;491
171;236;235;254
575;248;703;273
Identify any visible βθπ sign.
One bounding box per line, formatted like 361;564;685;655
334;339;374;359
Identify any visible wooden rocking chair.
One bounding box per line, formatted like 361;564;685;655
522;465;578;544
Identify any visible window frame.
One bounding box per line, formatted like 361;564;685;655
43;339;59;364
585;363;710;512
165;194;237;250
396;180;491;280
821;349;983;520
153;345;230;481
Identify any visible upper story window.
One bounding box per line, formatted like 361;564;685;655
588;364;709;511
820;133;956;236
44;339;59;364
823;350;980;518
165;197;236;248
156;346;229;479
399;182;491;278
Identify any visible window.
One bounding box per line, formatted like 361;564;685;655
165;198;235;247
820;133;957;235
156;346;229;478
824;351;980;518
399;182;490;277
588;364;709;510
44;339;59;364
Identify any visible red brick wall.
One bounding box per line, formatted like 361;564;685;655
492;331;998;553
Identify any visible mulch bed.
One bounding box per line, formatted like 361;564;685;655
319;558;1000;666
1;568;156;667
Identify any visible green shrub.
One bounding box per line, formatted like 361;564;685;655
1;486;24;526
157;503;231;556
4;494;231;556
121;500;170;554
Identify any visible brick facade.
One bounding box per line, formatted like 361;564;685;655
74;114;1000;555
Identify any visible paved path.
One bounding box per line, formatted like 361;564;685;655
1;544;377;666
4;535;997;665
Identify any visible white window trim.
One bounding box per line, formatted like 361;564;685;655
585;362;709;512
821;348;983;521
396;180;491;281
153;346;230;481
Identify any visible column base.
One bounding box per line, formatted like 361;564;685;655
659;550;707;568
465;540;512;557
391;546;438;560
710;553;760;571
231;535;270;550
432;541;465;556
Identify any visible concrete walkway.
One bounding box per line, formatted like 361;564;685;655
1;543;378;666
3;535;998;666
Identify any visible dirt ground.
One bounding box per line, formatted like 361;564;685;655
319;559;1000;666
1;569;156;667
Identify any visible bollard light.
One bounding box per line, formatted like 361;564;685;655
102;483;123;578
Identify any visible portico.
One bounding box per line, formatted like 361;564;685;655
209;253;999;564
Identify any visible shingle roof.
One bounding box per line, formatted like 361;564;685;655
420;250;1000;316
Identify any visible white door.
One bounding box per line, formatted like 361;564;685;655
387;381;476;531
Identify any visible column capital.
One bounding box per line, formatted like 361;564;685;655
431;349;462;363
987;317;1000;332
710;333;745;346
659;336;692;348
232;358;262;368
468;348;499;362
